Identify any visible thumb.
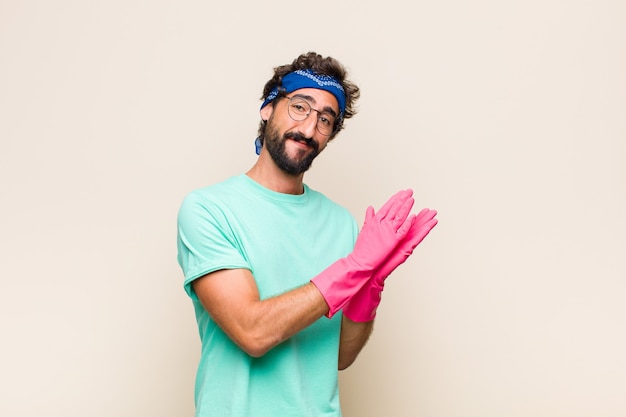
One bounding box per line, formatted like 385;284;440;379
364;205;375;225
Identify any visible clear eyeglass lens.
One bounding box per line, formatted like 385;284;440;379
287;98;335;136
316;113;335;135
288;99;310;120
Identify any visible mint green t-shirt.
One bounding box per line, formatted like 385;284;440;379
177;175;358;417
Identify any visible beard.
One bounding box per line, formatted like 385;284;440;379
263;122;321;175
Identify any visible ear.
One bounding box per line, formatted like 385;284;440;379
260;103;274;121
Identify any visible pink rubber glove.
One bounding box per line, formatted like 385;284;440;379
311;190;416;318
342;208;438;322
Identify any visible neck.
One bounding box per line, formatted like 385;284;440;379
246;154;305;195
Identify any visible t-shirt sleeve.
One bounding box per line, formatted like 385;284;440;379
176;191;250;300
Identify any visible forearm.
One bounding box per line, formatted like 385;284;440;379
237;283;329;356
194;271;329;358
338;315;374;370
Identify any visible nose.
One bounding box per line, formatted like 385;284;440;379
297;111;318;138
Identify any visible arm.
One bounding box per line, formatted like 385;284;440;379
338;208;438;368
338;316;374;370
192;268;329;357
191;190;416;358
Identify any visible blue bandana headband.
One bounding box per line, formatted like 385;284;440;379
260;69;346;116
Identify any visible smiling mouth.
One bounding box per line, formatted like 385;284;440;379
291;138;311;147
286;134;317;151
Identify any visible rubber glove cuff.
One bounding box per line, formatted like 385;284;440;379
310;256;372;318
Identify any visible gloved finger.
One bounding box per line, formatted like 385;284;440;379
396;213;416;239
363;205;375;226
414;208;432;222
398;215;438;250
410;217;439;246
376;189;413;220
376;190;407;220
392;197;415;230
380;196;411;227
414;209;437;227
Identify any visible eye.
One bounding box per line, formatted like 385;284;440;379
318;113;334;127
290;100;309;115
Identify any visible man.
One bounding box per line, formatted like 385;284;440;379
177;51;438;416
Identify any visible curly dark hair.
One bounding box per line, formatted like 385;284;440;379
257;51;360;143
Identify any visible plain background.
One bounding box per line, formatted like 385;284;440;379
1;1;625;416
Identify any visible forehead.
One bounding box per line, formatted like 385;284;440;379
289;88;339;114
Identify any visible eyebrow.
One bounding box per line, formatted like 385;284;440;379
290;93;338;118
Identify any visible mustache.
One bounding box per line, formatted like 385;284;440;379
284;132;319;152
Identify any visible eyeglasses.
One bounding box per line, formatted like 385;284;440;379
284;95;337;136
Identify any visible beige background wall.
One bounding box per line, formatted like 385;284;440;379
1;1;624;416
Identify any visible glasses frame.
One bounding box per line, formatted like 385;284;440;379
282;95;338;137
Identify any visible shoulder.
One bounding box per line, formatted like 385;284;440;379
181;175;245;206
178;175;246;223
185;175;244;199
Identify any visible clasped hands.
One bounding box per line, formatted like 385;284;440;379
311;189;438;319
343;189;438;321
